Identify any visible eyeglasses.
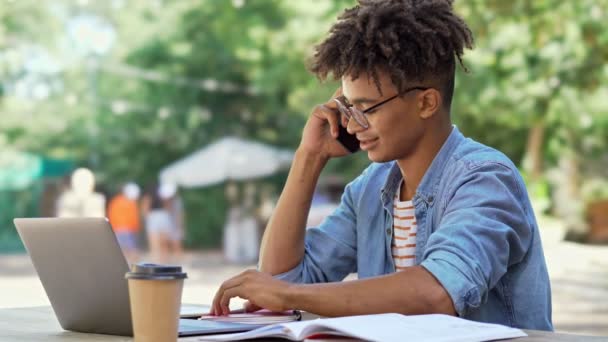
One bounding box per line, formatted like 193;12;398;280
333;87;429;129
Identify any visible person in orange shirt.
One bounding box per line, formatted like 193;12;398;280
107;182;141;263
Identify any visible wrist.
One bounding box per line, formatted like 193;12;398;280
282;283;301;310
294;148;329;168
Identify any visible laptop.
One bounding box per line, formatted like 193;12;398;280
14;217;262;337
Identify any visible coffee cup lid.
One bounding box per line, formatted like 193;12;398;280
125;263;187;280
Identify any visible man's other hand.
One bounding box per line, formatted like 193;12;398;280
209;270;293;316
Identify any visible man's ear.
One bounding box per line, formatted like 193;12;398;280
417;89;442;119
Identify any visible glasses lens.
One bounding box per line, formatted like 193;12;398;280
333;98;369;128
350;107;369;128
334;98;351;119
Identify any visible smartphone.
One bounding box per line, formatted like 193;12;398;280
336;124;360;153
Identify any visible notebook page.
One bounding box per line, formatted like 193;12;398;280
198;323;296;341
198;319;335;341
311;313;527;342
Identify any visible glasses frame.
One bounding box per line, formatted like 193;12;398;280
333;86;430;129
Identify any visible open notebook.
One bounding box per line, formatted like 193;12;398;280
198;313;527;342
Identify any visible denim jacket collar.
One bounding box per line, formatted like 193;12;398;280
380;125;464;209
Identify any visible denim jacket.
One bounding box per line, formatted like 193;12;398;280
275;126;553;330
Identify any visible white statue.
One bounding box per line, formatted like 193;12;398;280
56;168;106;217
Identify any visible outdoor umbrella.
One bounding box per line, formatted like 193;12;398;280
0;150;42;191
159;136;294;188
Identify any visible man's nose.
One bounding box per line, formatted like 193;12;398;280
346;115;368;134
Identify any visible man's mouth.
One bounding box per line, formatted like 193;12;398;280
359;137;379;150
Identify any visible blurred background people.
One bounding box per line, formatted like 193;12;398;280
56;168;105;217
163;183;185;262
107;182;141;263
223;182;259;264
141;183;172;263
141;182;183;263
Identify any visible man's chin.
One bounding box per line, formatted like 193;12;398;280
366;151;392;163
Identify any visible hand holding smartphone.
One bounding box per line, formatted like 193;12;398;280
329;87;360;153
301;87;359;156
336;124;360;153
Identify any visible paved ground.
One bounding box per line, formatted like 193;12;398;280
1;216;607;337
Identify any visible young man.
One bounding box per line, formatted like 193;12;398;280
211;0;552;330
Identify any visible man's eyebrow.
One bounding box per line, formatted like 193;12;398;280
344;96;379;105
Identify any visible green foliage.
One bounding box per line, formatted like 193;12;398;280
2;0;608;248
581;178;608;204
0;184;41;253
453;0;608;165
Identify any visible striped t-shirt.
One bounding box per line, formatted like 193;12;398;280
392;184;417;271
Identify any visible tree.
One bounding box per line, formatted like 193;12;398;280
453;0;608;180
3;1;606;247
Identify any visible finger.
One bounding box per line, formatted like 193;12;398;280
325;105;341;138
219;287;242;316
243;300;262;313
212;270;258;315
340;111;349;128
213;288;227;316
211;288;222;316
325;91;348;128
211;278;239;316
212;285;232;316
315;104;341;138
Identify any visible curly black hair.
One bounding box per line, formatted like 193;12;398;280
308;0;474;109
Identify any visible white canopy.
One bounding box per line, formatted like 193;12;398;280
159;137;294;188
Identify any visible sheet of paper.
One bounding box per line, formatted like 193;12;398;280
310;313;527;342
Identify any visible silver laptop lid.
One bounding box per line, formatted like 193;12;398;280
14;217;133;336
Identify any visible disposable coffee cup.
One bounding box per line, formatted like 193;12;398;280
125;263;187;342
